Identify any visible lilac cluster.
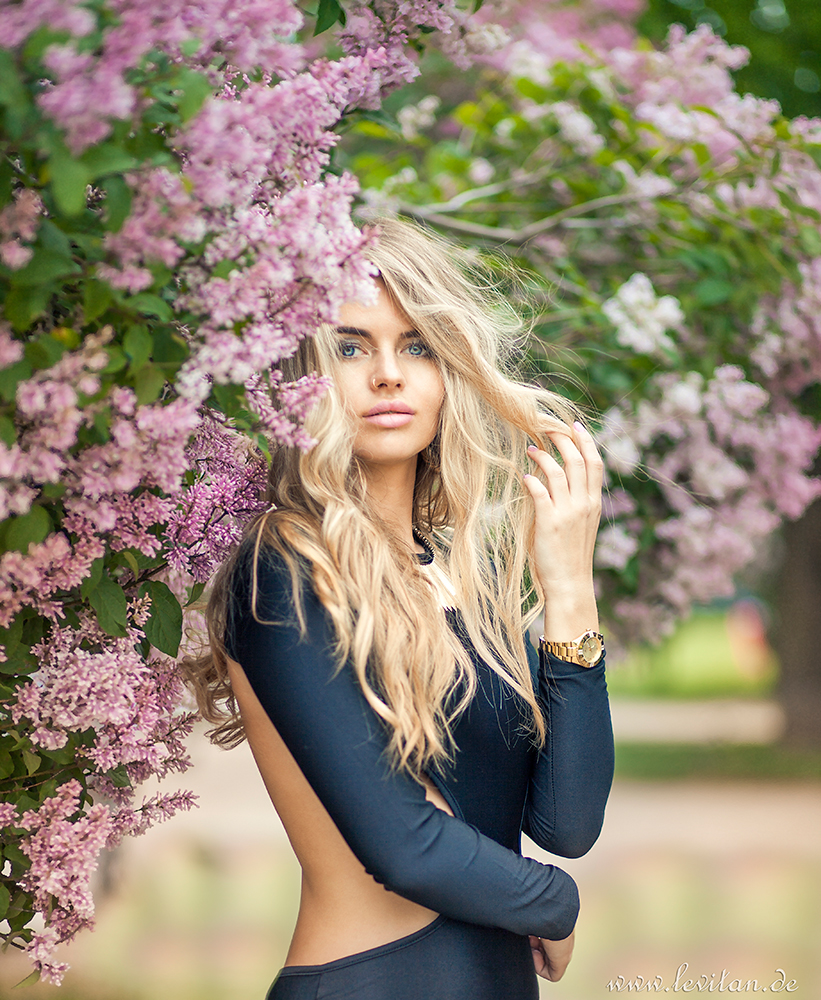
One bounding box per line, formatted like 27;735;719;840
0;0;305;154
8;601;198;980
2;0;485;980
0;188;43;270
165;411;268;582
598;367;821;639
339;0;473;96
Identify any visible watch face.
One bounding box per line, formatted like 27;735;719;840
579;633;603;665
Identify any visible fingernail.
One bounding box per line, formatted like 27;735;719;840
527;444;536;452
573;421;585;431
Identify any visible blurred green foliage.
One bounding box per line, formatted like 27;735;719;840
639;0;821;118
615;741;821;778
608;609;778;699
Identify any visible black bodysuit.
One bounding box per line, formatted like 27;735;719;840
225;541;614;1000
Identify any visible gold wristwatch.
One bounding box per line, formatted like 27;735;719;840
539;629;605;668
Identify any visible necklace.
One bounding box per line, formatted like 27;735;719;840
412;526;434;565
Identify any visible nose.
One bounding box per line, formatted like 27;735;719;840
370;349;405;389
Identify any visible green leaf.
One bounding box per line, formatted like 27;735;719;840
693;278;734;307
10;248;80;286
101;175;133;232
102;345;128;373
0;49;26;108
104;764;132;789
0;506;52;555
80;556;105;599
3;843;28;870
24;332;67;370
185;581;206;607
151;326;187;364
48;153;91;216
134;364;166;404
37;219;73;259
176;68;213;122
51;325;81;350
124;324;152;372
0;358;32;402
83;278;114;324
180;37;202;58
210;258;238;279
798;224;821;257
0;414;15;448
80;144;137;180
139;580;183;656
3;283;52;331
314;0;346;35
0;614;24;658
13;970;41;988
121;550;141;579
22;750;41;776
128;293;172;320
87;574;128;637
0;157;13;210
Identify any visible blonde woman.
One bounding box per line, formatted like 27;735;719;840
188;219;614;999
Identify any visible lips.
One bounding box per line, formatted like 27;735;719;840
363;410;415;428
364;401;415;416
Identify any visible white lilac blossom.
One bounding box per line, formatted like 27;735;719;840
549;101;606;156
397;95;441;141
601;273;684;356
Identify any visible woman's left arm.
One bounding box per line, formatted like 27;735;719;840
520;422;615;858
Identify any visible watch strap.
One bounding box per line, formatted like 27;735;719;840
539;630;604;668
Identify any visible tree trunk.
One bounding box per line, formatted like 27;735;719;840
773;496;821;749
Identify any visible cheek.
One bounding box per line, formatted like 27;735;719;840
430;373;445;425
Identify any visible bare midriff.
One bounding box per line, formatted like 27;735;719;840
225;656;454;968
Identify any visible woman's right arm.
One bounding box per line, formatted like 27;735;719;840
227;547;579;941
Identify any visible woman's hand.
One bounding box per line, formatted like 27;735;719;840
522;421;603;639
529;929;575;981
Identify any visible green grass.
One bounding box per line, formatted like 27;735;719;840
615;742;821;781
606;606;779;700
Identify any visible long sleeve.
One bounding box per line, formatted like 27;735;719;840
522;641;615;859
226;544;580;940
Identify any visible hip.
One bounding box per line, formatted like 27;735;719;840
267;915;538;1000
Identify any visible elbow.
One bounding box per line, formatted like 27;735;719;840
525;810;606;859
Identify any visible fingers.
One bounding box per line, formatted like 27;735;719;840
526;421;603;501
531;930;576;982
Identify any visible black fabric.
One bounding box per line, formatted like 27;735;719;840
266;915;538;1000
225;541;614;994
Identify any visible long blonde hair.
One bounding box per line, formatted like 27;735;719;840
185;218;580;782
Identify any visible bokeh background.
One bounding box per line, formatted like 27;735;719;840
2;606;820;999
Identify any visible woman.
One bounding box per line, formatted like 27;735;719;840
187;218;614;1000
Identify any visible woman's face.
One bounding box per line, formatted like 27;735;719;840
333;283;445;475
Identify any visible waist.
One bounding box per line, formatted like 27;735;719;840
285;883;441;967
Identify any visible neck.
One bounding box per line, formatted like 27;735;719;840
361;458;420;553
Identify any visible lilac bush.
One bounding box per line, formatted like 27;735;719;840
0;0;480;983
347;10;821;645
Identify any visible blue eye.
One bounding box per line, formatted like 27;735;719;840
407;340;430;357
338;341;359;358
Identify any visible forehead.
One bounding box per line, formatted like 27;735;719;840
337;283;414;333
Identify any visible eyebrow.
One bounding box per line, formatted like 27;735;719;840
335;325;420;342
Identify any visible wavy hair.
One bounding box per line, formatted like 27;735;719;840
184;218;581;783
